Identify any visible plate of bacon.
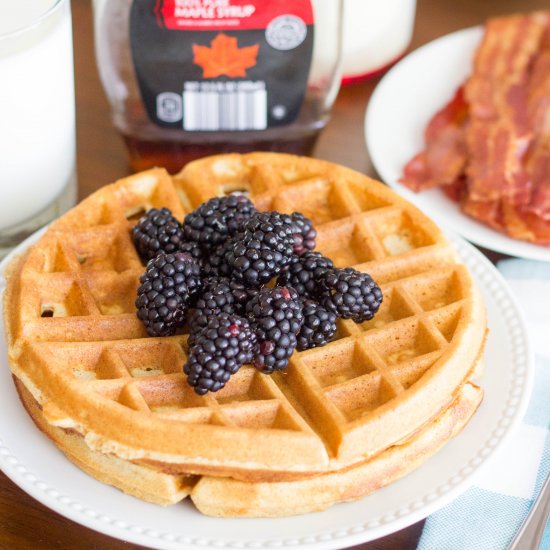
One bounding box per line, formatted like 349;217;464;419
366;13;550;262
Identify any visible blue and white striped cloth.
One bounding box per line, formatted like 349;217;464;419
419;259;550;550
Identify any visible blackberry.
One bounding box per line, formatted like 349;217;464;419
184;313;257;395
188;278;237;334
225;278;257;310
297;300;337;351
135;253;202;336
131;208;186;261
277;251;334;299
178;240;203;265
202;238;232;278
187;278;255;347
267;211;315;255
246;286;303;373
183;195;255;248
319;267;383;323
189;278;235;328
291;212;316;255
225;212;295;286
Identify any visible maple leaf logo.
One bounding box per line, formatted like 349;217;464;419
192;33;259;78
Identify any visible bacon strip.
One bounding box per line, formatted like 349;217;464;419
464;14;545;205
524;14;550;222
400;87;468;191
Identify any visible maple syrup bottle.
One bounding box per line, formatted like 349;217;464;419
93;0;343;173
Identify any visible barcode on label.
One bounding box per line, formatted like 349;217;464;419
183;80;267;131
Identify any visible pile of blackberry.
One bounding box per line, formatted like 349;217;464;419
132;195;382;395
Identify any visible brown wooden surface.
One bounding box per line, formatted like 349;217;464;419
1;0;546;548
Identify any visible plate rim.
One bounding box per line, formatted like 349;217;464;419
0;228;534;550
365;25;550;263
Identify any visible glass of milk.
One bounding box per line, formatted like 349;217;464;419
0;0;77;258
342;0;416;84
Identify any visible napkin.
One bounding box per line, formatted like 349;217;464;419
418;258;550;550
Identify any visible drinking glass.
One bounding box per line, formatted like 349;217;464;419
0;0;77;258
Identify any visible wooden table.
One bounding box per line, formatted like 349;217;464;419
1;0;546;548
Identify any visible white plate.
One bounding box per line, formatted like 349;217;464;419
365;27;550;263
0;229;533;550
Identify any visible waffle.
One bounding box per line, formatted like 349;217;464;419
3;153;487;514
15;375;482;516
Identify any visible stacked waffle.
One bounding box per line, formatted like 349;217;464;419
3;154;486;517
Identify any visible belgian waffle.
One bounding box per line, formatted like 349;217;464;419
15;376;482;516
3;153;487;515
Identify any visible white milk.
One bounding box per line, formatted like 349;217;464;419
0;0;76;232
342;0;416;80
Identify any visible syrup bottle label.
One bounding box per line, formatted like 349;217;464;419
129;0;314;132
